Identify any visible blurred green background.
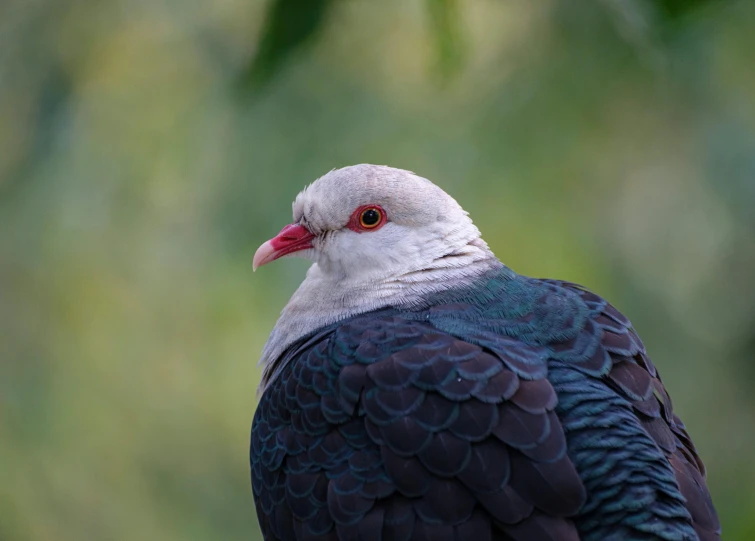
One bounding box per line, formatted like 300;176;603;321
2;0;754;539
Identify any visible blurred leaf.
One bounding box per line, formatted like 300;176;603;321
426;0;465;82
652;0;724;23
238;0;334;93
2;0;755;539
602;0;728;53
0;65;71;207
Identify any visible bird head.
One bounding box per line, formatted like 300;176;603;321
253;164;486;283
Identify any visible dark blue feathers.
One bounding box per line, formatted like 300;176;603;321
251;270;720;541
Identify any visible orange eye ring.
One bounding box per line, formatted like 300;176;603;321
359;208;383;229
347;204;387;233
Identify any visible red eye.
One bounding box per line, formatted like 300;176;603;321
348;205;387;232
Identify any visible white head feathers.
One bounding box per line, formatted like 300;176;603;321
289;165;480;280
257;164;499;389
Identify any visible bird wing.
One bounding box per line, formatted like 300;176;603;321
542;280;721;541
251;312;587;541
251;279;721;541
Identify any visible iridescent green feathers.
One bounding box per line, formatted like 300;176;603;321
251;270;720;541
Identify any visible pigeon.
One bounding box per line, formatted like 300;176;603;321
250;164;720;541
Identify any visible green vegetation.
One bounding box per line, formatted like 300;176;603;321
1;1;754;539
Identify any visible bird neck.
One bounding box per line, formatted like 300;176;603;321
258;238;503;388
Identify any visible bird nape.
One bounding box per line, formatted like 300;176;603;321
249;164;720;541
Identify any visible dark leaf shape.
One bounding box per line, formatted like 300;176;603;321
426;0;466;83
240;0;332;91
647;0;719;31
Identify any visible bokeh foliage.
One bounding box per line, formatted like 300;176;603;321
1;0;754;539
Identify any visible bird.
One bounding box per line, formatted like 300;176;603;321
249;164;720;541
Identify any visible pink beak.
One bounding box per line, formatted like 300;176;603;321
253;224;316;271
